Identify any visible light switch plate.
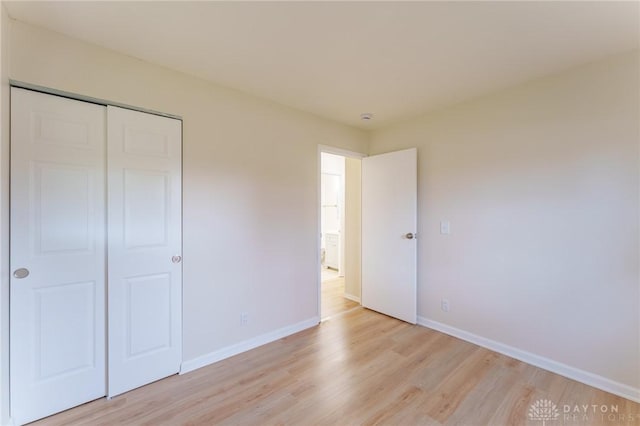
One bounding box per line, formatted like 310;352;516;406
440;221;450;235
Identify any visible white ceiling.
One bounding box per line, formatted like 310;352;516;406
5;1;639;129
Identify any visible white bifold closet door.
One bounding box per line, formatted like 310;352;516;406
106;106;182;397
10;88;182;424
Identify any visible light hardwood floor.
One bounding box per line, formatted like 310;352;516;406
321;276;359;319
33;308;639;425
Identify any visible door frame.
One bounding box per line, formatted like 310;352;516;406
317;145;366;320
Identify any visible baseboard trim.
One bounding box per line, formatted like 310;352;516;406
343;293;361;303
417;316;640;403
180;316;320;375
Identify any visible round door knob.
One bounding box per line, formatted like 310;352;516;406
171;255;182;264
405;233;415;240
13;268;30;279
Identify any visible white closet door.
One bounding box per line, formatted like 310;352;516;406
10;88;106;425
107;106;182;397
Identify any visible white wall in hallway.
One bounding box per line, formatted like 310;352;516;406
321;152;345;238
344;157;362;301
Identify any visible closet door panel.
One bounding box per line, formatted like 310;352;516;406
107;106;182;397
10;88;107;425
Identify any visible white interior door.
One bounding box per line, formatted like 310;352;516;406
361;148;417;324
107;106;182;397
10;88;106;425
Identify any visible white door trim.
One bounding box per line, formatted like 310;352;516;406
318;144;367;160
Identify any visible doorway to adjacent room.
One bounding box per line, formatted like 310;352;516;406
319;150;362;319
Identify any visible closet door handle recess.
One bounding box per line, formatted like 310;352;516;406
171;256;182;264
13;268;30;279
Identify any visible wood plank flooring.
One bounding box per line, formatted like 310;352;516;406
33;308;639;425
321;276;359;319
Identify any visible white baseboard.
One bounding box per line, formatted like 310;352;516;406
417;316;640;403
180;316;320;375
344;293;361;303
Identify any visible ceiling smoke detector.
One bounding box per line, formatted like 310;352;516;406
360;113;373;121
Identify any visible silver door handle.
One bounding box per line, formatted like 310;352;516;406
171;255;182;264
405;233;415;240
13;268;29;279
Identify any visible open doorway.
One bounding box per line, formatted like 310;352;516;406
319;149;362;319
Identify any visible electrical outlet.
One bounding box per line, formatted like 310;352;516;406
441;299;450;312
240;312;249;326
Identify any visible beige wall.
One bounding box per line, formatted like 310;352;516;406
3;18;367;383
345;157;362;301
370;50;640;390
1;14;638;419
0;4;9;424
